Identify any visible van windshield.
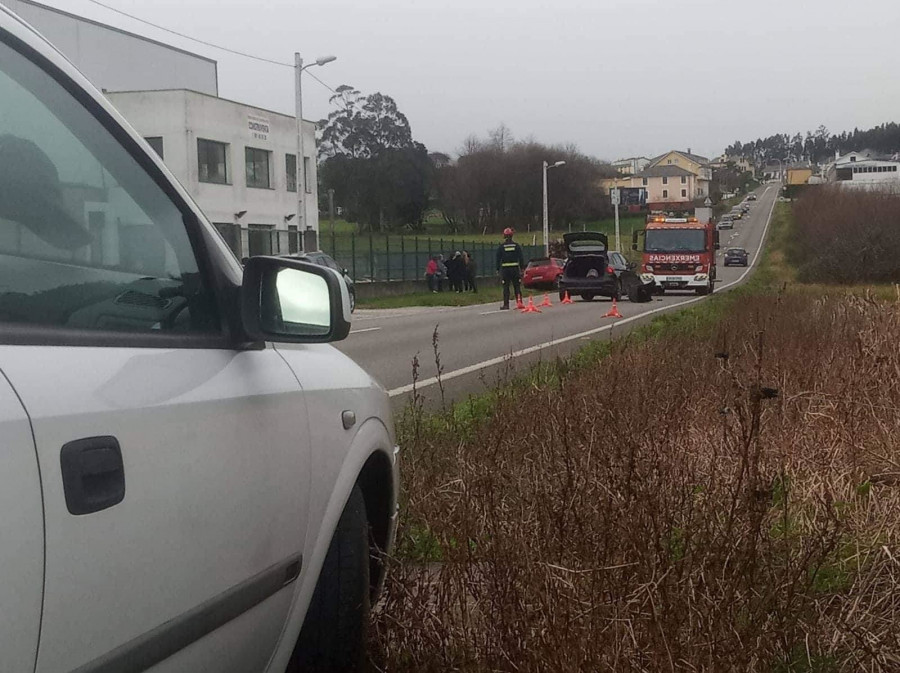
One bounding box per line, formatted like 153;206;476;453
644;229;707;253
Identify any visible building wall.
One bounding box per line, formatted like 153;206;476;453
786;168;813;185
107;90;319;252
639;175;697;203
6;0;218;95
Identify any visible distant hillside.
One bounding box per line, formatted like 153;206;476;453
725;123;900;165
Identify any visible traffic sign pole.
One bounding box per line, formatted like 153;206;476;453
611;188;621;252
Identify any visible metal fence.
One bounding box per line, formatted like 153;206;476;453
322;234;544;282
216;224;544;282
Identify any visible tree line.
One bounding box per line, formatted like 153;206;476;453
725;122;900;166
317;87;615;233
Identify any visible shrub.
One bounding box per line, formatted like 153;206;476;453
791;186;900;283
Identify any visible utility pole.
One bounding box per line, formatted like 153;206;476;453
611;187;621;252
542;160;566;256
294;52;336;252
542;161;549;256
294;52;306;250
328;188;335;235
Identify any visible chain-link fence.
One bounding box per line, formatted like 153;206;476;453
215;224;545;282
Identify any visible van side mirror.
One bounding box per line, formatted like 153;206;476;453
241;256;351;343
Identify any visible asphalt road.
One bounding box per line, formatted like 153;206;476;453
336;185;778;408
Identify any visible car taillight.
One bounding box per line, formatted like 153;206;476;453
606;266;615;275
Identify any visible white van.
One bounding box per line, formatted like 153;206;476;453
0;6;398;672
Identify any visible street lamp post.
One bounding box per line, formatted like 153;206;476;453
542;160;566;256
295;53;336;252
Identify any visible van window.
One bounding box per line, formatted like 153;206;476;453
0;39;219;336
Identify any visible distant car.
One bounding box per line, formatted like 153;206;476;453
557;233;652;303
282;251;356;312
730;209;743;220
724;247;750;266
716;216;733;230
522;257;565;289
747;193;758;201
741;204;751;214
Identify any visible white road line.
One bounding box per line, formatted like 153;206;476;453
480;310;504;315
350;327;382;335
387;188;776;398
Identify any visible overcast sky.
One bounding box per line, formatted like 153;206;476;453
47;0;900;161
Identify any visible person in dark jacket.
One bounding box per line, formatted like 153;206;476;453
463;250;477;293
447;251;464;293
496;228;525;309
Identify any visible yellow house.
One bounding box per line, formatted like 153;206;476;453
648;150;712;180
786;167;813;185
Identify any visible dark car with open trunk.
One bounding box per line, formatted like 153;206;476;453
558;232;653;303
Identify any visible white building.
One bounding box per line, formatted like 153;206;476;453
7;0;321;256
108;90;318;257
826;151;900;191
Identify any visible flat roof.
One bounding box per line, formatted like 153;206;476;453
106;88;317;124
14;0;217;65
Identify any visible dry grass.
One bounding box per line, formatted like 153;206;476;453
791;187;900;284
372;291;900;672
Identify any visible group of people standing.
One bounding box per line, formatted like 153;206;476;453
425;251;478;293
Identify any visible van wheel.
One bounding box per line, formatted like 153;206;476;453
289;485;370;673
581;293;595;301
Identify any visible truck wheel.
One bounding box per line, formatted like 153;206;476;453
289;484;370;673
581;293;595;302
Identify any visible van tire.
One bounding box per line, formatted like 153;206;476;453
289;484;370;673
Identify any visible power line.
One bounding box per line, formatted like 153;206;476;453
82;0;292;67
80;0;341;96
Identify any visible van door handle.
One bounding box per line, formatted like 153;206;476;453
60;436;126;515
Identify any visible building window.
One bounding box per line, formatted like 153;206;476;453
681;176;687;184
681;189;687;198
248;224;275;257
245;147;271;189
145;136;164;159
663;189;668;198
642;177;648;186
662;177;668;185
286;154;297;192
303;156;312;193
198;139;228;184
850;156;856;162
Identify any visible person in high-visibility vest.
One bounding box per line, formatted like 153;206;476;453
496;227;525;310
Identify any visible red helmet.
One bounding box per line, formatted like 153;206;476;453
503;227;514;237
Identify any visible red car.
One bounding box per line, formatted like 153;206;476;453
522;257;565;289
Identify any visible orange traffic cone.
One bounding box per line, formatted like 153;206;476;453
561;291;574;305
603;297;623;319
515;294;526;310
522;296;542;313
540;293;553;308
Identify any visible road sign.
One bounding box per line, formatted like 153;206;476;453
610;188;621;205
703;197;712;207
